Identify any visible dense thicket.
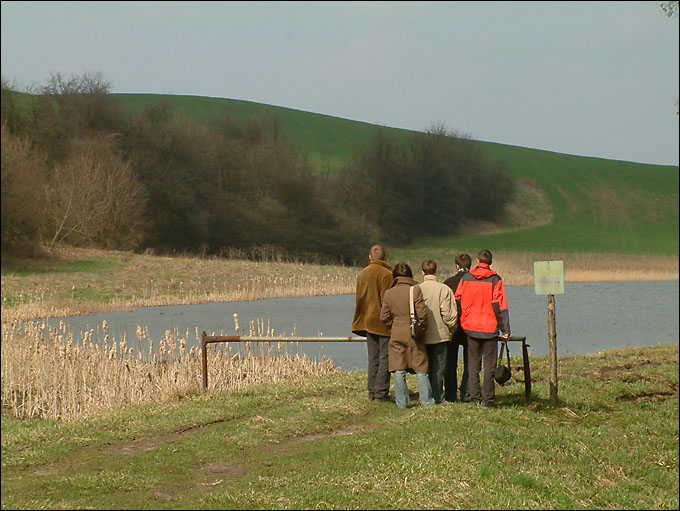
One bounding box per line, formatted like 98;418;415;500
335;124;513;245
1;73;514;265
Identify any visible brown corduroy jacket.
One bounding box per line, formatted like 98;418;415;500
351;259;393;337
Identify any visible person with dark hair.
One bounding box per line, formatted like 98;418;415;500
418;258;458;404
454;249;510;408
352;245;394;402
380;262;434;408
443;253;472;403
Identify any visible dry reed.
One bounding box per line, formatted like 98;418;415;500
2;248;677;422
1;318;339;422
2;247;677;323
400;251;679;287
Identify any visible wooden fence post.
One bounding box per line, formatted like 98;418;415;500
548;294;558;405
201;331;208;391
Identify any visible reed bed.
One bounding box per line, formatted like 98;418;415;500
397;250;679;287
1;250;359;323
3;247;679;322
1;317;339;422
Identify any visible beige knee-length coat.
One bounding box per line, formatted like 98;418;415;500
380;276;429;373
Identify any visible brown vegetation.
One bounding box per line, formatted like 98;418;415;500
1;74;514;264
1;317;339;421
1;246;677;422
2;246;677;324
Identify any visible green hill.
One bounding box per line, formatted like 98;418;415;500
114;93;679;256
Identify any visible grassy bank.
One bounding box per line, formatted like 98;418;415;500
1;343;678;509
2;246;678;323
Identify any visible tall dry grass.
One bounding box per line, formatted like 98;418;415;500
397;250;679;287
0;248;359;323
1;317;339;422
490;251;679;286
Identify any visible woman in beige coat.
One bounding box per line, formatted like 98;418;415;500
380;262;435;408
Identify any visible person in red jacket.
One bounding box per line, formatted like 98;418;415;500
454;249;510;408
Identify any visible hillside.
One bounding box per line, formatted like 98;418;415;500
113;93;679;256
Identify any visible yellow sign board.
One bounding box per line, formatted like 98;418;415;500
534;260;564;295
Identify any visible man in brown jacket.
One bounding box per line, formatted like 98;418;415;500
352;245;394;402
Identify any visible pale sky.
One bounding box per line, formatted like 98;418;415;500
2;1;679;166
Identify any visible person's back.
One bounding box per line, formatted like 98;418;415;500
352;259;392;338
352;245;393;402
418;278;457;345
443;253;472;402
454;249;510;408
417;259;457;403
455;260;509;339
380;262;433;409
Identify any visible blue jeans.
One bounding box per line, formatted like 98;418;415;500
426;342;449;403
394;370;435;408
444;340;470;402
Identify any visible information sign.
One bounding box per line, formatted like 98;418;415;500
534;260;564;295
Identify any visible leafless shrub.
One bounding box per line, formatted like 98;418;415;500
0;124;48;255
44;135;145;249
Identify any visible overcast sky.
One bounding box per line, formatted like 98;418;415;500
2;1;678;166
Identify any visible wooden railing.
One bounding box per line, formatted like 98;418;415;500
200;332;531;397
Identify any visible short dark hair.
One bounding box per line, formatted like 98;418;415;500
421;259;437;275
392;262;413;279
477;249;493;265
370;245;386;261
455;253;472;270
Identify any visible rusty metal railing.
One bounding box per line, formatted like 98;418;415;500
200;332;531;397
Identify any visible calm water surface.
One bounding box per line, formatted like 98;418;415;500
42;281;678;371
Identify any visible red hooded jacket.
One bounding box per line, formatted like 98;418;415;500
454;263;510;339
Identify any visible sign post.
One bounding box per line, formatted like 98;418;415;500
533;260;564;405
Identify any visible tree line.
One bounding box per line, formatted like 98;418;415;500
1;72;515;265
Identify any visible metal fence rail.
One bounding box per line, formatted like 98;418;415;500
200;331;531;397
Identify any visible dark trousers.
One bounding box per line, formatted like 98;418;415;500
366;332;391;399
426;342;449;404
467;336;498;406
444;339;469;402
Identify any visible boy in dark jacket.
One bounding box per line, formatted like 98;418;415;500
443;253;472;402
454;249;510;408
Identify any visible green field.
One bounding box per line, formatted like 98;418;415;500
114;93;679;256
1;344;677;509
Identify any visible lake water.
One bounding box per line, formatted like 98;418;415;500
40;281;679;371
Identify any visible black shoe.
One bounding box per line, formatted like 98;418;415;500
375;396;395;403
482;402;497;408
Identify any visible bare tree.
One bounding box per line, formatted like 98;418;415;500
44;136;145;249
1;124;48;254
42;71;112;95
659;2;679;114
660;1;679;17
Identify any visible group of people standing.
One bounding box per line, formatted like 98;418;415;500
352;245;510;409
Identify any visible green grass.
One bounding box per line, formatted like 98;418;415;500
113;93;679;256
114;93;415;173
2;344;678;510
0;256;123;277
1;256;127;306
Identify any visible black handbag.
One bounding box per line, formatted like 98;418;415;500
494;339;512;385
409;286;426;340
